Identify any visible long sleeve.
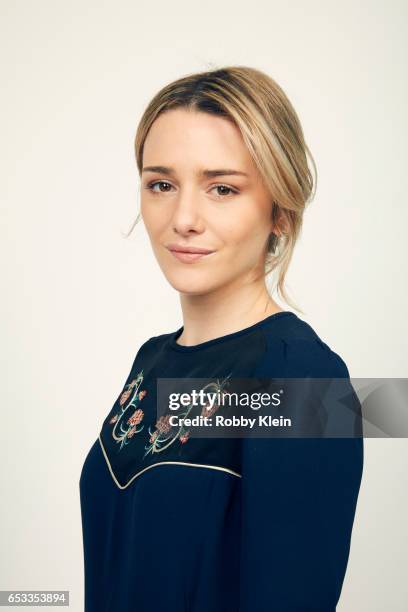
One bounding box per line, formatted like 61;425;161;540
239;337;364;611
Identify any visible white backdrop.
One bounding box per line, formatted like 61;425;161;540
1;1;407;610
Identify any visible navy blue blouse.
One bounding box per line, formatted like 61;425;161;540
79;311;364;612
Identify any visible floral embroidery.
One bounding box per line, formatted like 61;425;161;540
107;368;233;459
179;431;190;444
200;400;218;418
143;376;231;458
109;370;147;451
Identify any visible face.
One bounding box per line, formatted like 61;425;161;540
140;108;274;295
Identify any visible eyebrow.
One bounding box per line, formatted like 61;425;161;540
142;165;249;178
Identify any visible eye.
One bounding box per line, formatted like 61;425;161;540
144;181;239;198
145;180;174;194
210;184;239;198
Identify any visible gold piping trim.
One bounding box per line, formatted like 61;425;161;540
98;434;242;490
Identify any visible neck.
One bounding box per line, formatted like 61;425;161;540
176;277;284;347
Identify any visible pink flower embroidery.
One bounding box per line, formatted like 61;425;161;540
109;371;146;451
155;414;172;434
179;431;190;444
127;409;144;426
119;378;141;405
119;389;131;406
200;401;217;417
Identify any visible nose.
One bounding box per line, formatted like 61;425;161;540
171;185;205;235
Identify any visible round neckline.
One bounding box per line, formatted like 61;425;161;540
167;311;295;352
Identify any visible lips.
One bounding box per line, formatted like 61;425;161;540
166;243;214;254
166;243;215;264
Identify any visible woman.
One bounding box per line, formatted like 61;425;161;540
79;66;364;612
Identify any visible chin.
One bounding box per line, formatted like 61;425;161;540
163;270;220;295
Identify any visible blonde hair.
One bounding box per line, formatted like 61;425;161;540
127;65;317;313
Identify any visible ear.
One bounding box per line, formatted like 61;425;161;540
270;203;289;237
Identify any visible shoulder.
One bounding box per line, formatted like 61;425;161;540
134;330;175;361
256;313;350;379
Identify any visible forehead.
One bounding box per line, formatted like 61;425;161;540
142;108;256;175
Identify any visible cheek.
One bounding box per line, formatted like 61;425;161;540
140;200;167;237
217;211;270;250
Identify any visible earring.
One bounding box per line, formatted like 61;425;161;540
267;233;280;253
